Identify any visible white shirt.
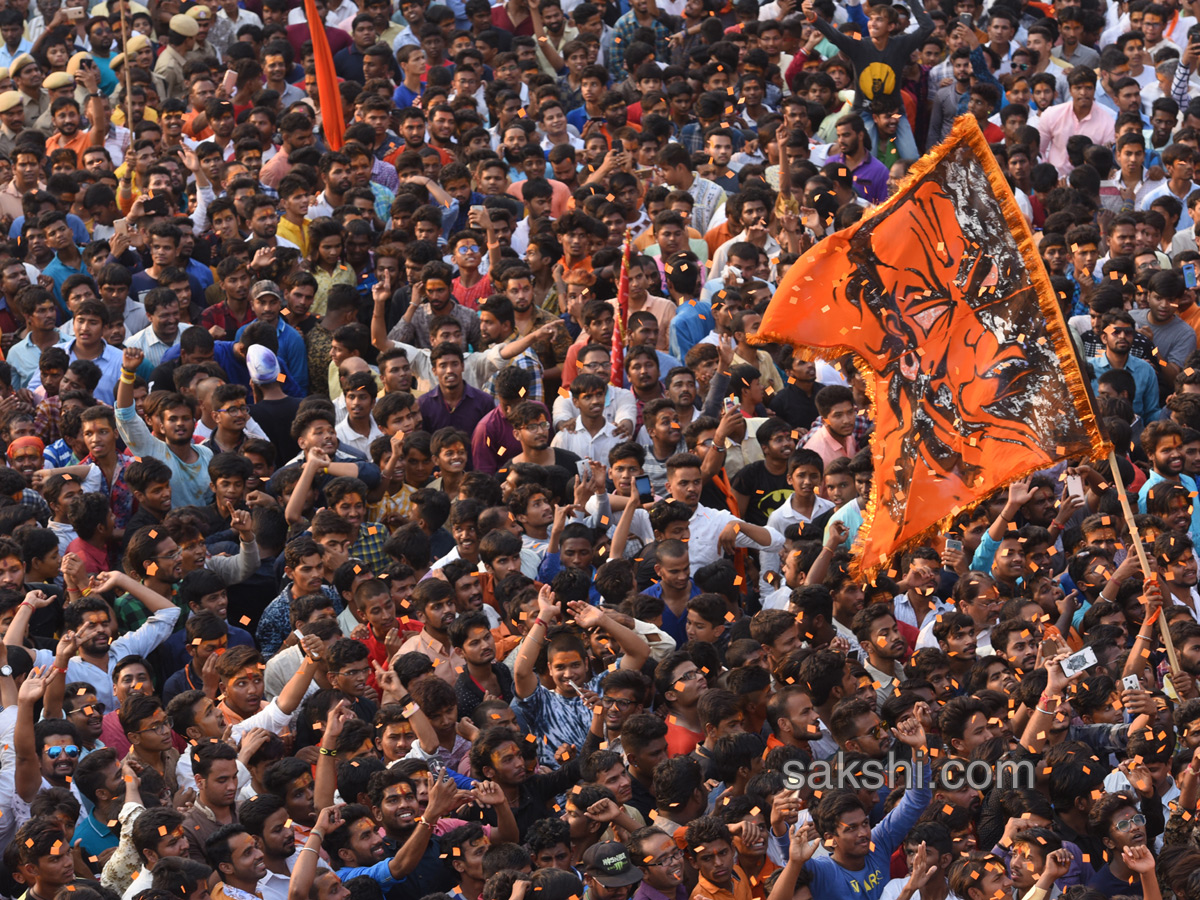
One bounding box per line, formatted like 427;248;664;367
29;607;181;711
916;619;994;657
257;854;298;900
123;868;152;900
553;384;636;428
551;419;623;462
893;592;955;631
336;415;383;457
430;544;542;581
760;496;835;594
288;0;355;25
683;503;783;575
218;6;264;29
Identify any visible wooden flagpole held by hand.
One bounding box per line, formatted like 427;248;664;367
117;3;133;134
1106;448;1180;673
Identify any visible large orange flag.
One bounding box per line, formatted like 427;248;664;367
753;116;1109;575
304;0;346;151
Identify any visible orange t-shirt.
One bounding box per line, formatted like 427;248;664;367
183;108;213;140
665;719;703;756
45;130;92;165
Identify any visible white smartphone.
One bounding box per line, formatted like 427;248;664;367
65;7;84;19
1062;646;1098;676
576;459;591;481
944;538;963;553
1066;474;1084;500
221;69;237;93
1122;674;1142;691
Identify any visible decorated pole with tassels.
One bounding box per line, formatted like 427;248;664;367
304;0;346;151
609;230;632;389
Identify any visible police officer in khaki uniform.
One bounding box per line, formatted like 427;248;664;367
10;54;46;122
0;90;23;158
153;13;197;100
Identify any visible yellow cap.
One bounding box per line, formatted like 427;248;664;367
169;13;199;35
43;71;74;89
9;54;34;76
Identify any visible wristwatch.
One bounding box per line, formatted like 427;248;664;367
1;665;14;677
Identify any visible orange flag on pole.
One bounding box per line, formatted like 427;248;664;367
610;235;631;389
752;117;1109;576
304;0;345;151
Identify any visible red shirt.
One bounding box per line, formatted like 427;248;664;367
490;3;533;34
66;536;112;576
199;300;255;337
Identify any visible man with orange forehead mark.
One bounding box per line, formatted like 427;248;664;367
7;434;43;484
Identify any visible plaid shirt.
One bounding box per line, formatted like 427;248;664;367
353;521;389;573
256;583;342;657
805;413;873;445
115;583;186;633
82;449;136;532
34;395;61;444
608;10;672;82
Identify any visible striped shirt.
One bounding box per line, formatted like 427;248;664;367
515;670;604;767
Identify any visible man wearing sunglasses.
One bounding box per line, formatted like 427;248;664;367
13;664;84;807
1087;790;1152;893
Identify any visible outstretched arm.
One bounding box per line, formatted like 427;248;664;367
15;667;56;802
288;806;344;900
568;601;650;672
514;586;560;699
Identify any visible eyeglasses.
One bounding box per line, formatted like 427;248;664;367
647;850;683;867
338;666;371;680
1115;814;1146;832
457;244;481;253
523;421;551;431
45;745;80;759
857;722;888;741
601;697;638;711
217;405;250;415
698;438;716;448
138;717;173;735
676;669;703;682
153;549;183;560
69;702;106;716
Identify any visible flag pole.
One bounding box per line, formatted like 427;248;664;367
609;229;631;389
1106;447;1179;672
117;3;133;133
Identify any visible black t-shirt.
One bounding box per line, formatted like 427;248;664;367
767;382;826;431
730;461;791;527
249;396;304;462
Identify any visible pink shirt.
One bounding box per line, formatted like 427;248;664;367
1037;101;1115;174
805;425;857;467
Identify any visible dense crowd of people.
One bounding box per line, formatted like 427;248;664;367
0;0;1198;899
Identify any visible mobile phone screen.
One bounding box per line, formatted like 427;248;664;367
635;474;653;503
